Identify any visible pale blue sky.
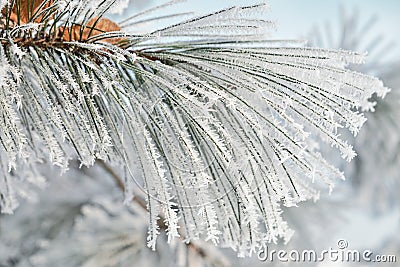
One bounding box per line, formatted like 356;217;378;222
268;0;399;52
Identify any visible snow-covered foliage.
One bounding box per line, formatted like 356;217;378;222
0;0;390;257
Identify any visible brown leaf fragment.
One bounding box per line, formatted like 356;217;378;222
59;17;124;44
2;0;53;24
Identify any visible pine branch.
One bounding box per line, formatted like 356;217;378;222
0;0;390;257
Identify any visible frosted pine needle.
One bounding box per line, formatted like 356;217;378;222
0;0;390;256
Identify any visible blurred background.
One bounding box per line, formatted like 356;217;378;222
1;1;399;266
